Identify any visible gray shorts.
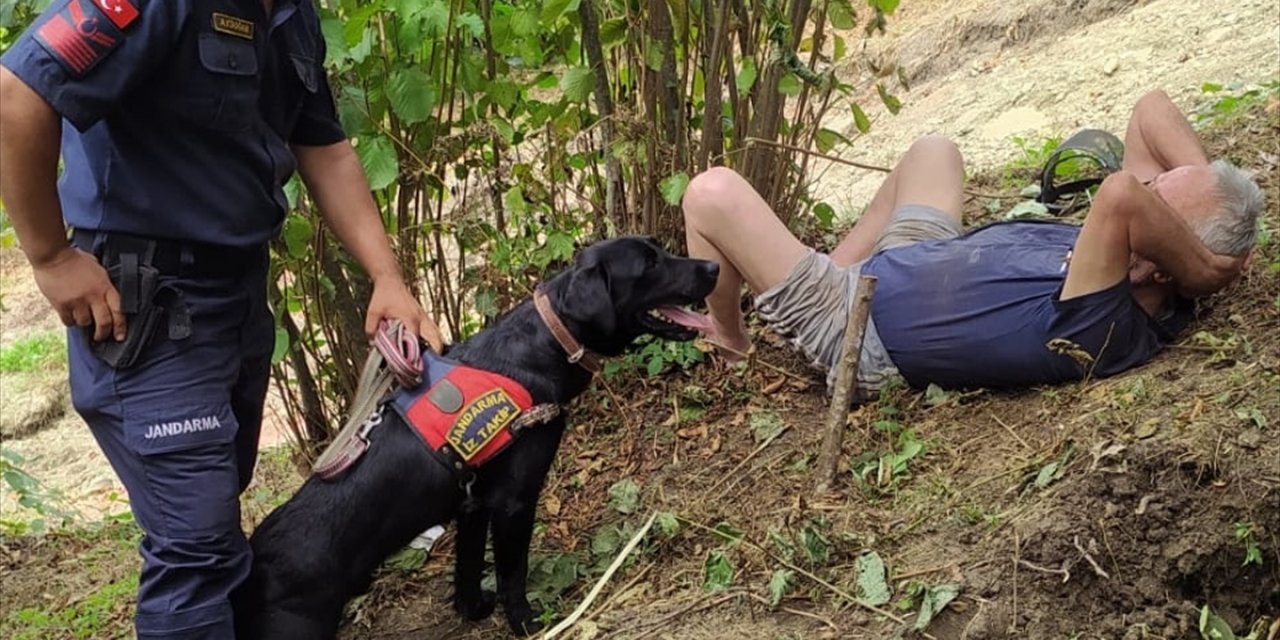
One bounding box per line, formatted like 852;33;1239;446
755;204;961;395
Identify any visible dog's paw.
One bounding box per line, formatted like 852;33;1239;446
453;590;496;621
505;613;544;637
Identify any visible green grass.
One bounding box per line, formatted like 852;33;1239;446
2;515;141;640
0;332;66;374
7;574;137;640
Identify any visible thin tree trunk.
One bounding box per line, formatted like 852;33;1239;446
578;0;625;235
698;1;731;170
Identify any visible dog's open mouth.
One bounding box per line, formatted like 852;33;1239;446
641;306;711;340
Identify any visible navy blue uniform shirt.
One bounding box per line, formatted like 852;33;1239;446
1;0;346;247
862;220;1194;389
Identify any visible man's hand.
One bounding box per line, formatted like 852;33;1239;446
33;247;126;342
1177;252;1248;298
364;277;444;352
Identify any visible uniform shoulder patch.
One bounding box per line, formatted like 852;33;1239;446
34;0;126;77
94;0;139;29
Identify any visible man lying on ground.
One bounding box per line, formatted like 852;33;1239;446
680;90;1263;396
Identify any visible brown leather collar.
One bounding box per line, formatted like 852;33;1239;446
533;286;601;374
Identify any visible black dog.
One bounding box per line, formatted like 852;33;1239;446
234;236;718;639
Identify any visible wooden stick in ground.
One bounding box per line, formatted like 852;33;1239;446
542;511;657;640
814;275;878;493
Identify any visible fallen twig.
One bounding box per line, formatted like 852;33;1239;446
894;563;959;581
677;517;931;637
988;412;1031;451
1072;536;1111;580
1017;559;1070;583
745;593;840;633
709;341;814;385
709;425;793;498
543;512;657;640
625;591;745;639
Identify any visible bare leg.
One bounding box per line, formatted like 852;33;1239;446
682;167;810;357
682;136;964;359
829;135;966;266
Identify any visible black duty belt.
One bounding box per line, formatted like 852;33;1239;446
72;229;266;279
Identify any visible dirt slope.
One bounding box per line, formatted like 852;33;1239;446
813;0;1280;212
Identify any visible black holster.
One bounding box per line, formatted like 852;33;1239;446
90;242;192;369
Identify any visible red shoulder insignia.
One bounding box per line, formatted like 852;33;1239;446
95;0;139;30
34;0;126;77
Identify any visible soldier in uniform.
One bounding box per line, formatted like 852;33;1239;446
0;0;443;637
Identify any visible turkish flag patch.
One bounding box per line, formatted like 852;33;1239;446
95;0;139;29
33;0;126;77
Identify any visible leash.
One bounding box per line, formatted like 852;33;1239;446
373;319;424;388
312;320;423;476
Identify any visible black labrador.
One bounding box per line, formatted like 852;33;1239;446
234;236;718;639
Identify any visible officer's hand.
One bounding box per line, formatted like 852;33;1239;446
31;247;126;342
365;278;444;353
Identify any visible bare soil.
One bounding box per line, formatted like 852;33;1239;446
1;0;1278;638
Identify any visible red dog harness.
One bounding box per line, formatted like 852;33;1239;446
391;355;551;471
314;351;560;481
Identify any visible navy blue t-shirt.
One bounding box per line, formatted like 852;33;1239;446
1;0;346;247
860;220;1193;389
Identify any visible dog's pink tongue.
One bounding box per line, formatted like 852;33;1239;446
658;307;713;332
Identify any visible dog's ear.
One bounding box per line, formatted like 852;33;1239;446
563;259;616;336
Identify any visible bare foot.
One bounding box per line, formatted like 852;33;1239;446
705;320;750;364
658;308;751;363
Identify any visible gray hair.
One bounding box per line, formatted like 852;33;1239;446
1196;160;1265;256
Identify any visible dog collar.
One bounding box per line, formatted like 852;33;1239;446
533;286;602;374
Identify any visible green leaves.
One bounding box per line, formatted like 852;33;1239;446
560;66;595;103
812;202;836;229
829;0;857;29
815;128;850;154
851;102;872;133
541;0;579;26
1198;604;1268;640
869;0;900;13
1032;442;1076;491
600;18;627;49
387;68;436;124
607;479;640;514
750;409;786;444
704;550;734;591
282;213;313;258
778;73;802;97
655;512;680;537
914;583;959;630
768;569;794;606
545;231;576;263
659;171;691;206
736;58;758;94
876;83;902;115
503;186;527;215
855;551;891;605
712;521;745;546
355;135;399;191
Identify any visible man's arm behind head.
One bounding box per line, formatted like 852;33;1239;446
1063;168;1262;302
